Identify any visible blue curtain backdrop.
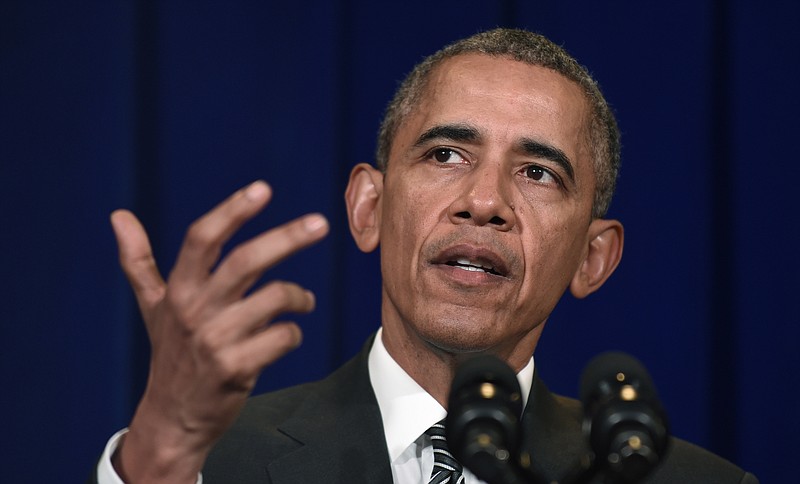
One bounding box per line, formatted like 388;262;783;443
1;1;797;481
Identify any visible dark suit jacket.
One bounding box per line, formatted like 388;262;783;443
204;341;758;483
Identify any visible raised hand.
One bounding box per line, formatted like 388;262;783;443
109;181;329;482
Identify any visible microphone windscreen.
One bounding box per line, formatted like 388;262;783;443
451;354;521;399
579;351;670;483
580;351;657;405
446;355;526;484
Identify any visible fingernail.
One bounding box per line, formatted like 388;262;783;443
304;214;329;233
245;181;270;201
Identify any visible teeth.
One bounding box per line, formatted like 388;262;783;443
454;258;494;272
458;265;483;272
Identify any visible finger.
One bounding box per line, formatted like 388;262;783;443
170;181;273;287
205;213;329;301
218;322;304;386
110;209;166;311
200;282;315;345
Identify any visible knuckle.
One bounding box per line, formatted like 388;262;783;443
215;353;235;378
215;352;248;385
285;220;312;245
138;284;166;309
193;325;226;362
185;220;216;249
165;289;196;324
268;222;310;255
270;323;300;350
266;281;294;306
224;245;254;275
259;281;312;314
192;326;214;352
165;287;185;308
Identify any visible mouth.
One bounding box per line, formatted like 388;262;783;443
432;244;511;279
445;258;502;276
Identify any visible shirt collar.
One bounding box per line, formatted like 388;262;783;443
367;327;535;462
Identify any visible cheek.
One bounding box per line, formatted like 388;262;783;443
519;210;588;283
384;179;445;236
380;185;427;264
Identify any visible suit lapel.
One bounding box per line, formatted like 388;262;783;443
265;341;393;483
520;371;590;481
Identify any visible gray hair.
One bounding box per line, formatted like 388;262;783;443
375;28;620;218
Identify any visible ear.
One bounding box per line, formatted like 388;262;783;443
345;163;383;253
569;219;624;299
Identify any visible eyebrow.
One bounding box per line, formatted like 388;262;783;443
518;138;575;183
413;123;481;147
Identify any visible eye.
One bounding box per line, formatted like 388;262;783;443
523;165;560;186
428;148;466;164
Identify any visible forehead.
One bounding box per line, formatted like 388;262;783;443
393;53;592;169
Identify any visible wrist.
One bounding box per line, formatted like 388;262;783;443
113;401;212;483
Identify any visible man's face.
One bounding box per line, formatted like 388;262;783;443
377;54;598;360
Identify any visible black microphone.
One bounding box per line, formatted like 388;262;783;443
580;352;670;483
446;355;530;484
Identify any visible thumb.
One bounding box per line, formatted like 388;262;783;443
110;209;166;318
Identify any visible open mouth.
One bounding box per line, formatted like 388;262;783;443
445;258;502;276
431;243;512;280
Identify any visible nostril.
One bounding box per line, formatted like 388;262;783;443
489;216;506;226
455;211;471;219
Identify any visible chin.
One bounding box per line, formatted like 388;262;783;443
420;319;502;355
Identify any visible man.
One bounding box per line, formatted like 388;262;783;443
95;29;757;483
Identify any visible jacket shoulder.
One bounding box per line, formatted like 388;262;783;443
537;382;757;483
647;437;758;484
202;380;324;481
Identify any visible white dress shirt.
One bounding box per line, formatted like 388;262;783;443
368;327;533;484
97;327;534;484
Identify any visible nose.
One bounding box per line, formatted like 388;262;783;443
446;163;516;231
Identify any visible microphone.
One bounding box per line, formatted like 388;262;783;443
580;352;670;483
446;355;530;484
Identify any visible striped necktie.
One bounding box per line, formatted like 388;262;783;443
427;419;465;484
